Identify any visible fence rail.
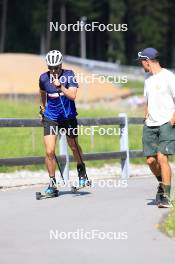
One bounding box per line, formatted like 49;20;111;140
0;115;144;179
0;151;143;166
0;117;143;127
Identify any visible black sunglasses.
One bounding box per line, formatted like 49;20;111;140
48;66;60;70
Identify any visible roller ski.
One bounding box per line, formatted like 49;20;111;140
36;176;59;200
71;179;92;193
71;163;92;193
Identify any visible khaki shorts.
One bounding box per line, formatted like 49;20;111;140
142;122;175;157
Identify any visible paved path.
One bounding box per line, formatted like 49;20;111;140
0;177;174;264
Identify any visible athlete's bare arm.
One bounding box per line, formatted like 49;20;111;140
59;86;77;100
40;89;47;109
52;76;77;100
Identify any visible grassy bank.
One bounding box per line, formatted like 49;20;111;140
106;76;144;96
0;98;145;172
124;80;144;95
160;201;175;238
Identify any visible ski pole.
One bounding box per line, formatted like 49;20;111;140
58;93;89;180
55;154;65;184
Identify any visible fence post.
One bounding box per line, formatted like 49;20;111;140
59;134;69;182
119;113;130;179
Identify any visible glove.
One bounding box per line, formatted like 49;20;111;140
52;76;62;94
39;105;45;123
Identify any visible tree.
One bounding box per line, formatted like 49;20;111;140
46;0;54;51
167;0;175;67
0;0;8;52
125;0;170;65
107;0;126;63
60;0;66;54
32;0;47;54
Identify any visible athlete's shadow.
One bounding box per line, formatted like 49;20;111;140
59;190;91;197
146;198;157;205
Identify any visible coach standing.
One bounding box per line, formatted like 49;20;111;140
137;47;175;208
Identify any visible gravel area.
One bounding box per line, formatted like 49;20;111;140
0;164;154;189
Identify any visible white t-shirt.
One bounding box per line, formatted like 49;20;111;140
144;68;175;126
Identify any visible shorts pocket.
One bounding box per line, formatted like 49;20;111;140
160;122;175;141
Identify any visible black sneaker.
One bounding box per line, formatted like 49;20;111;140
158;194;171;208
155;183;164;205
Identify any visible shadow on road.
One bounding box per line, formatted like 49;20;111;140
59;190;91;197
146;198;156;206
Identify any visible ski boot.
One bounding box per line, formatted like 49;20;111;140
71;163;91;193
36;176;59;200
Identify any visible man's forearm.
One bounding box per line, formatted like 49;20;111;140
40;90;46;108
60;86;77;100
52;77;77;100
170;111;175;125
144;103;148;119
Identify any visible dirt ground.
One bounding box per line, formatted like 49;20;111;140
0;53;130;102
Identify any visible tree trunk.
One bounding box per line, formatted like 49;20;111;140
46;0;53;52
0;0;8;52
40;32;46;55
60;0;66;54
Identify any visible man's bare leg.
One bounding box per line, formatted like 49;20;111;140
146;155;165;204
44;135;57;186
67;136;83;164
146;156;162;182
157;152;171;196
67;136;87;184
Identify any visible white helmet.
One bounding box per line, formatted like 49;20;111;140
45;50;63;66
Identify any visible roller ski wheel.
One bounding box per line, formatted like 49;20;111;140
35;189;59;200
71;179;92;193
71;186;77;194
86;180;92;187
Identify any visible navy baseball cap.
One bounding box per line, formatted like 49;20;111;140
136;47;159;60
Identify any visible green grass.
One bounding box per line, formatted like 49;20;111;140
0;98;145;172
103;75;144;96
160;201;175;238
124;80;144;96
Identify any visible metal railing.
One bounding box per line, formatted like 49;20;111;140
64;55;175;81
64;55;145;80
0;114;144;180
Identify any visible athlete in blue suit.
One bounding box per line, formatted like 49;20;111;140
39;50;87;195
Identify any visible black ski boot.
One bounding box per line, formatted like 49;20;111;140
77;163;87;187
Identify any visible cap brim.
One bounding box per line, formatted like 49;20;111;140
135;57;144;61
136;57;149;61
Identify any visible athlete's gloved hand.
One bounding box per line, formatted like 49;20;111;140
52;75;62;94
53;77;61;87
39;105;45;123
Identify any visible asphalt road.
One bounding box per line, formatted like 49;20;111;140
0;177;174;264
